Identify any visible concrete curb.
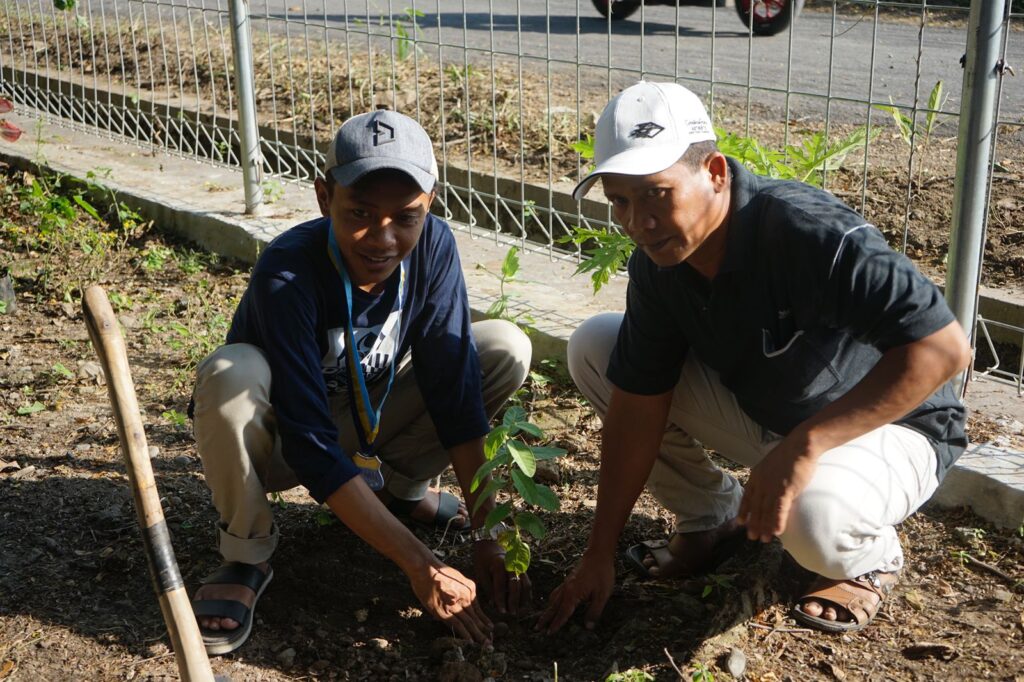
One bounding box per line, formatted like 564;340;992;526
0;116;1021;529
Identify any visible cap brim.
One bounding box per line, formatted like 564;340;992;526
329;157;436;194
571;142;690;201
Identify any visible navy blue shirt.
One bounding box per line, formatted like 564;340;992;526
608;159;967;479
226;214;488;503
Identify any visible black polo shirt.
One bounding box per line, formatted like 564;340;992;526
607;158;967;480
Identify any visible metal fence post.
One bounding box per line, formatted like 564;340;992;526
945;0;1007;359
228;0;263;214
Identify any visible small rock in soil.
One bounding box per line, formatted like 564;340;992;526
369;637;390;650
0;460;20;472
477;649;507;677
173;455;191;467
148;446;160;459
535;459;560;484
438;660;483;682
10;465;37;480
991;588;1013;602
276;647;297;667
0;274;17;314
75;443;92;452
724;646;747;679
77;361;106;385
354;608;369;623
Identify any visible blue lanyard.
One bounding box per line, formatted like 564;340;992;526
326;226;405;456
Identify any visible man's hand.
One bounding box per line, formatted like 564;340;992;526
409;563;494;643
535;551;615;634
737;436;819;543
473;539;531;616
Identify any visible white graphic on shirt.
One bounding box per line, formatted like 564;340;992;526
321;305;403;394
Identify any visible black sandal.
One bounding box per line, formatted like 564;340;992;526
192;562;273;655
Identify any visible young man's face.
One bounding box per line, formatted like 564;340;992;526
601;152;730;270
315;170;434;293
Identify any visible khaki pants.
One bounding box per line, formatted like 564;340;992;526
191;319;531;565
568;313;939;580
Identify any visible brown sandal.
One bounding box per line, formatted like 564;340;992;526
791;571;899;633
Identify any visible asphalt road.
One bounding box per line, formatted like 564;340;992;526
86;0;1022;126
239;0;1022;124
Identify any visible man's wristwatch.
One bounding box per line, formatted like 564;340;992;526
469;521;509;543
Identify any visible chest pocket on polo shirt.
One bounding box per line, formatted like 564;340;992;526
759;326;840;404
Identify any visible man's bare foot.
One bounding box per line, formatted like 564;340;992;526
799;596;852;623
377;488;469;529
632;518;744;578
194;561;270;631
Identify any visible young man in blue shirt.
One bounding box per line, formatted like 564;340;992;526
539;81;971;634
189;110;531;654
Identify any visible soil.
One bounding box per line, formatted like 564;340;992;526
2;160;1024;682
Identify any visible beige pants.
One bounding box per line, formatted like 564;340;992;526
568;313;939;580
191;319;531;565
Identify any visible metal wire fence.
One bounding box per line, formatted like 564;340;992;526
0;0;1021;382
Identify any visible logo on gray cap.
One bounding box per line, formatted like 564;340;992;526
372;120;395;146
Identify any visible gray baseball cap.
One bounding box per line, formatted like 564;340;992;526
325;109;439;193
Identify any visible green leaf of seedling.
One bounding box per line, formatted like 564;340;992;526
514;511;546;540
484;425;509;459
471;477;506;516
516;421;544;438
500;246;520;280
503;405;527;428
925;80;946;135
507;439;537;477
502;533;531;576
533;483;560;512
73;194;101;220
701;584;713;598
531;446;567;461
510;467;540;505
470;449;510;493
484;501;513;530
17;401;45;415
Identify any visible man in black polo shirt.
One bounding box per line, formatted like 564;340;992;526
538;81;970;634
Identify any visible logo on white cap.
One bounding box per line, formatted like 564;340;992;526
629;122;665;139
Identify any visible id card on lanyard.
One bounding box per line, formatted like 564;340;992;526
327;226;405;491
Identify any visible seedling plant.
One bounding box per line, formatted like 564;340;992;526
470;405;566;577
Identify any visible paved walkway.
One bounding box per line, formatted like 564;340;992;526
1;113;1021;529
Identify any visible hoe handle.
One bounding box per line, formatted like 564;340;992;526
83;285;215;682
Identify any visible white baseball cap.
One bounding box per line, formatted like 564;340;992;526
572;81;716;201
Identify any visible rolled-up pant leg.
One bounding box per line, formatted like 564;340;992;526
192;343;291;565
567;311;940;578
192;320;531;563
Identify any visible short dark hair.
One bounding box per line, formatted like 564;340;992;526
677;140;719;171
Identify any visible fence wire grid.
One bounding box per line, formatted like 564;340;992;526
0;0;1022;383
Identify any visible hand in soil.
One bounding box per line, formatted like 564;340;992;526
194;561;270;631
536;550;615;634
472;539;532;616
411;563;493;644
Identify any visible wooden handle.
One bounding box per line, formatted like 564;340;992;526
83;285;215;682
